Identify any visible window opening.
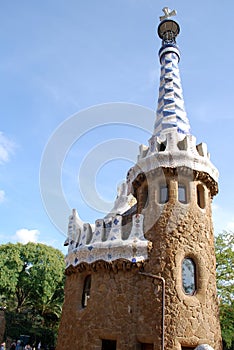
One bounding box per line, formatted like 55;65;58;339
181;347;196;350
138;343;154;350
141;185;148;210
182;258;196;295
159;142;166;151
82;275;91;308
104;220;112;241
159;185;168;204
197;184;205;209
177;137;188;151
178;184;187;203
101;339;116;350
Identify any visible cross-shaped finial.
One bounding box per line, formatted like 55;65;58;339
159;7;177;21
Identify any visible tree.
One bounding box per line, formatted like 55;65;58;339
0;242;65;347
215;231;234;349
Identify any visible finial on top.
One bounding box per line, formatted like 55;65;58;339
160;7;177;21
158;6;180;45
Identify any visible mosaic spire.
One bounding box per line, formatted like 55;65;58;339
154;7;191;138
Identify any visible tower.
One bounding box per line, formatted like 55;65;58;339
57;8;222;350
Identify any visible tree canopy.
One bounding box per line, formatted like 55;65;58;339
0;233;233;348
215;231;234;349
0;242;65;347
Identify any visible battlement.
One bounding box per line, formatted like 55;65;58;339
127;129;218;197
65;209;150;268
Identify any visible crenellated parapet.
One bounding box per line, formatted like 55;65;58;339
65;211;151;268
127;129;218;197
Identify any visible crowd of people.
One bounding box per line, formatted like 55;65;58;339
9;341;34;350
0;341;43;350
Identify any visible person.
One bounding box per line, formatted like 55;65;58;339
15;340;22;350
10;341;16;350
0;342;5;350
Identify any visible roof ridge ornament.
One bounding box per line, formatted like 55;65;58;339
158;8;180;46
159;7;177;21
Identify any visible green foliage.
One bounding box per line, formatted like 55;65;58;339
0;242;65;347
5;311;55;347
215;231;234;349
1;233;232;348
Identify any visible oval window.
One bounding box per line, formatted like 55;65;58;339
182;258;196;295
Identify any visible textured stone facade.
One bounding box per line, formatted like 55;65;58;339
138;168;222;349
57;167;222;350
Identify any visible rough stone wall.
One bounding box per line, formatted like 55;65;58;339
57;168;222;350
140;169;222;350
144;204;222;349
57;264;162;350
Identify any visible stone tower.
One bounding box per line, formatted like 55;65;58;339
56;8;222;350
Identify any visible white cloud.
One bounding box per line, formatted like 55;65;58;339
0;132;16;164
0;190;5;203
14;228;40;244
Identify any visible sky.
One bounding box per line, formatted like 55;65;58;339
0;0;234;254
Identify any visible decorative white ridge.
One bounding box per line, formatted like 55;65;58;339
105;181;136;217
126;130;218;192
65;213;149;268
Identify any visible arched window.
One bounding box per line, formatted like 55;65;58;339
197;184;205;209
159;184;169;204
182;258;196;295
82;275;91;308
178;184;187;203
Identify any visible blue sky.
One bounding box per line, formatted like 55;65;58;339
0;1;233;253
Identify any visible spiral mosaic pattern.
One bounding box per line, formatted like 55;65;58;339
154;51;191;137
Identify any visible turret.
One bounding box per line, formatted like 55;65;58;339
57;8;222;350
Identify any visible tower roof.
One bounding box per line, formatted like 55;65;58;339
127;7;218;194
154;7;191;139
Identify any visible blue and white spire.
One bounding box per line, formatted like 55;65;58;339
127;8;219;193
153;7;191;138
